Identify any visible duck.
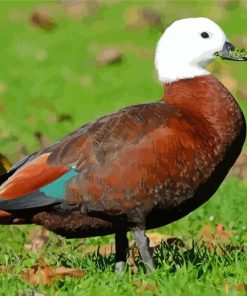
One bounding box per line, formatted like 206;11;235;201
0;17;246;273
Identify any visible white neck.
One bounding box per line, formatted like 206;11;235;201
155;60;210;83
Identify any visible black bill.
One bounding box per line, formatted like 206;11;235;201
215;41;247;61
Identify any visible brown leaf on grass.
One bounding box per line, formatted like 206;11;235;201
60;0;100;19
25;227;50;253
21;258;85;286
0;265;12;274
216;0;240;9
0;266;5;273
96;47;123;66
0;153;11;175
133;279;156;293
84;233;172;257
58;114;73;122
224;281;247;295
147;232;185;250
207;5;227;22
142;8;163;29
146;232;170;248
237;84;247;100
17;145;29;160
84;244;115;256
199;224;233;251
232;33;247;48
122;43;153;61
215;224;232;240
236;283;247;292
30;8;56;30
230;153;247;179
218;74;238;93
124;7;163;30
34;132;52;148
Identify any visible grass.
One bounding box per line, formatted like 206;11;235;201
0;0;247;295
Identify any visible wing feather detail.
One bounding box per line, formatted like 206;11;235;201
0;153;69;200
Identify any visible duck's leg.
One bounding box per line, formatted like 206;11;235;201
115;230;128;273
132;227;154;273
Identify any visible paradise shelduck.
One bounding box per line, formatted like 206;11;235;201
0;17;246;272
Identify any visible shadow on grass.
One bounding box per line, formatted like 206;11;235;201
80;239;245;277
153;239;244;278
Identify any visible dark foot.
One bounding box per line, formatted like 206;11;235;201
133;228;154;273
115;231;128;273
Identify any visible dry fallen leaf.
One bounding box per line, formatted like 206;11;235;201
236;283;247;293
21;258;85;286
0;153;11;175
218;74;238;93
215;224;232;240
30;8;56;30
199;224;233;251
34;132;52;148
216;0;240;9
146;232;170;248
224;281;247;295
237;84;247;100
230;153;247;179
25;227;50;253
84;232;171;257
84;244;115;256
58;114;73;122
60;0;99;19
124;7;163;30
0;265;12;274
133;279;156;293
142;8;163;28
96;47;123;66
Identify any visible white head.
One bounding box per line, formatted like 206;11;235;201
155;17;227;83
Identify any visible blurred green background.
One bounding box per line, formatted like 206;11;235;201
0;0;247;295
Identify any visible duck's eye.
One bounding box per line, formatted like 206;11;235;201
201;32;209;39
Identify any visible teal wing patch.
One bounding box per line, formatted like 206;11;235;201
39;168;79;199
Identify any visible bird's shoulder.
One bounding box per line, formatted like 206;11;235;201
46;102;181;166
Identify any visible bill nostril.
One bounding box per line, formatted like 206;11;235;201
225;41;235;51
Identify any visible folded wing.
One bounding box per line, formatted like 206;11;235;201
0;153;78;210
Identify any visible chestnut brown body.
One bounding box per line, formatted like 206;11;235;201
1;75;244;240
